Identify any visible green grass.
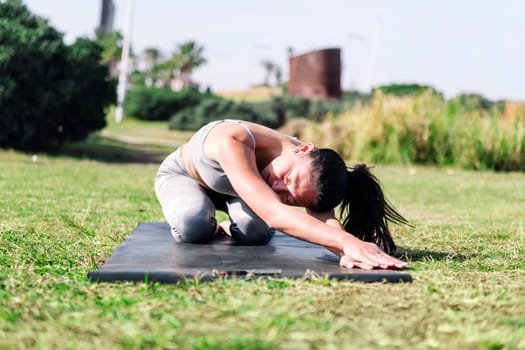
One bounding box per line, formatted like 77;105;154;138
1;119;524;349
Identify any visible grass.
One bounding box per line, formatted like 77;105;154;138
1;117;524;349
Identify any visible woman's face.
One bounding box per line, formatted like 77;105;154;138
260;145;317;207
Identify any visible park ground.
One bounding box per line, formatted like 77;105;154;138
1;116;524;349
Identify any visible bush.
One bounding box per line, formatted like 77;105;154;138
169;93;367;131
272;95;349;121
169;98;280;131
295;91;525;172
373;83;443;99
447;93;501;114
123;87;210;121
0;0;116;151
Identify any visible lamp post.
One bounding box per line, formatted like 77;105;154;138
365;18;382;93
115;0;134;123
347;32;364;91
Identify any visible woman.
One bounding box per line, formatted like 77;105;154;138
155;119;409;270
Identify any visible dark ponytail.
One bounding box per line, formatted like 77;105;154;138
309;149;409;254
339;164;409;254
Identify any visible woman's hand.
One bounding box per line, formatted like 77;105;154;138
340;238;407;270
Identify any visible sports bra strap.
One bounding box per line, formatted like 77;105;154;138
225;119;256;151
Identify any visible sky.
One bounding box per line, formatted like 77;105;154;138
22;0;525;101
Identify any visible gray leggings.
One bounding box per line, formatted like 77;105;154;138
154;148;274;245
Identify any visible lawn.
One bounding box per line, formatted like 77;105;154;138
1;118;524;349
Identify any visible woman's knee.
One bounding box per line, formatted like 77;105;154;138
225;199;274;245
229;217;274;245
168;206;216;243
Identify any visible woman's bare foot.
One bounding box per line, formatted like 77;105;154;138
219;220;232;237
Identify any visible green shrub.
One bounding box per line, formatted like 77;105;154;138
0;0;116;151
124;87;210;121
307;99;345;121
168;97;231;130
272;96;310;119
296;91;525;172
272;95;348;121
447;93;504;114
169;98;280;131
373;83;443;99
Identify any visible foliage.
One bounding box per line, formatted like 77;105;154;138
295;91;525;172
132;41;207;90
176;41;207;83
124;87;211;121
169;97;281;131
0;0;116;152
273;94;356;121
342;90;372;104
167;91;372;131
448;92;503;113
373;83;443;99
260;59;282;87
95;30;122;77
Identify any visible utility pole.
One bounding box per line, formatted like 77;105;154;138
115;0;134;123
365;18;382;93
347;32;364;91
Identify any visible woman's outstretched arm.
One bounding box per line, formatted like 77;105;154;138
216;135;406;270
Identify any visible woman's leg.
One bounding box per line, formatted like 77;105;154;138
223;197;275;245
155;173;216;243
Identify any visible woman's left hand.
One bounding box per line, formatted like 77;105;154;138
340;239;407;270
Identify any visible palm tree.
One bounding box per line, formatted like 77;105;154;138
142;47;162;86
154;56;181;88
151;41;206;90
143;47;161;70
261;59;275;86
175;41;207;88
274;65;283;86
96;31;122;77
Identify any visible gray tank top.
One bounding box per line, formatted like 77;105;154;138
190;120;256;196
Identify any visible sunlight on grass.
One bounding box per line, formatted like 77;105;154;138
1;134;524;348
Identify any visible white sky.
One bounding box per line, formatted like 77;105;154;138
23;0;525;101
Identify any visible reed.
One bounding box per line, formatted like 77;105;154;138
298;91;525;171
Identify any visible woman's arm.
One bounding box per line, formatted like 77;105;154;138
306;209;404;269
215;134;406;270
307;209;345;257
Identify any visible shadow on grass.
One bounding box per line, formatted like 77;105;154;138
396;246;469;263
56;134;173;164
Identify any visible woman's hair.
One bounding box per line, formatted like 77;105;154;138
308;149;409;254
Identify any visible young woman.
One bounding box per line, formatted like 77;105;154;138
155;119;409;270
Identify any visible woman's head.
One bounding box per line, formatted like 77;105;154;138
260;145;348;210
308;148;348;212
308;148;409;254
259;143;318;207
261;145;408;253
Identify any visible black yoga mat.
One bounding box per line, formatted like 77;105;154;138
88;222;412;283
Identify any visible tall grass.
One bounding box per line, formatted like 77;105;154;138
298;91;525;171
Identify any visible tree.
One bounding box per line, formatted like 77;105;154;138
261;59;275;86
143;47;161;71
151;40;206;90
274;66;283;86
154;54;182;88
0;0;116;151
176;41;207;88
372;83;443;99
131;47;163;87
95;30;122;77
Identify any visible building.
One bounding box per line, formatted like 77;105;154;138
287;48;342;100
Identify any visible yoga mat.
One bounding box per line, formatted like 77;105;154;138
88;222;412;283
